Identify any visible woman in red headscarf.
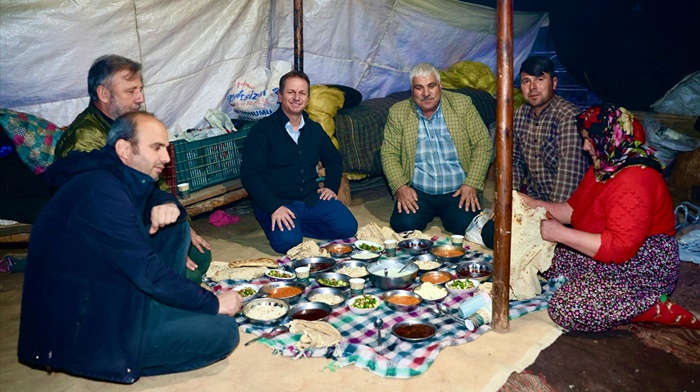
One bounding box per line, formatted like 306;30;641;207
520;103;697;332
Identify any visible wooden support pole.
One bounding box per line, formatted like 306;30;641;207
293;0;303;71
492;0;514;333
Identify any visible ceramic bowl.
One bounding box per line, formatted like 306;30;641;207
445;278;480;295
231;283;259;302
347;294;382;315
264;268;296;281
353;240;384;253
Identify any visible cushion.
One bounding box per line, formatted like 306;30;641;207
0;108;64;175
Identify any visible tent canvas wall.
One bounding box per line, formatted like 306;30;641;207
0;0;547;132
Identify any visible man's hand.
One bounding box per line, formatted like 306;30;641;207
217;289;243;316
271;206;296;231
317;187;338;201
190;227;211;253
396;185;419;214
453;185;480;212
149;203;181;235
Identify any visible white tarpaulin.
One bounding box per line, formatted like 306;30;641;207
0;0;546;131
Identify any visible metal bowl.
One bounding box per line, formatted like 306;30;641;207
413;282;448;303
350;251;381;263
257;281;305;304
392;320;437;341
323;243;354;258
366;258;419;290
411;253;443;271
398;238;434;255
305;286;348;308
242;298;289;326
419;270;453;285
456;260;493;282
429;244;466;263
292;257;336;277
289;301;333;321
382;289;423;312
314;272;351;289
332;260;369;278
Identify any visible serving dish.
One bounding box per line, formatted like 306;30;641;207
305;286;348;308
323;243;354;258
332;260;369;278
398;238;433;255
366;258;419;290
347;294;382;314
456;260;493;282
289;302;333;321
445;278;480;295
292;257;336;277
242;298;289;326
411;253;443;271
419;270;453;285
257;281;305;304
382;289;422;312
264;268;296;281
429;244;466;263
392;320;437;341
353;240;384;253
350;251;381;263
413;282;448;303
314;272;351;289
231;283;259;302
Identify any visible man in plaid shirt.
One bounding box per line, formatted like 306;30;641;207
381;63;494;248
513;56;589;202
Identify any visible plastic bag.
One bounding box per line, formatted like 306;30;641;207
228;60;292;121
642;116;700;168
675;202;700;264
464;208;494;246
650;71;700;116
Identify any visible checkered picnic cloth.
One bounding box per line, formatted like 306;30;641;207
209;238;564;379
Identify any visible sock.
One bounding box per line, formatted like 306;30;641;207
632;295;700;330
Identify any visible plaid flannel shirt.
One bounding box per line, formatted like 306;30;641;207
381;91;492;195
512;95;589;202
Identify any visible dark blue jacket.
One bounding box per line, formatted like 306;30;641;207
240;107;344;214
17;146;219;383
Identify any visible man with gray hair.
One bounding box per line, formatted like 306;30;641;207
19;111;242;383
381;63;494;248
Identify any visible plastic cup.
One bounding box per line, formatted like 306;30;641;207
450;234;465;247
295;266;310;285
457;291;491;319
177;183;191;199
383;239;397;257
349;278;365;296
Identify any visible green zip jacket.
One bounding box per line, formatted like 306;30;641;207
55;102;112;160
381;90;492;195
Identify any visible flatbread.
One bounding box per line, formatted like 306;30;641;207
206;261;268;282
228;257;278;268
509;191;556;300
286;240;330;260
355;222;431;243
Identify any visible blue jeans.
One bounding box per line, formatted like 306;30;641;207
141;220;239;376
254;199;358;254
390;188;494;248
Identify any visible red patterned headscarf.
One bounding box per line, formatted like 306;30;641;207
576;104;662;181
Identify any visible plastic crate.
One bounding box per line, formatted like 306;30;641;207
163;129;249;196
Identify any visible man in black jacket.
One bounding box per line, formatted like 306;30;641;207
241;71;358;253
18;112;242;383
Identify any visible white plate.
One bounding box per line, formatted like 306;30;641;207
264;269;296;281
353;240;384;253
347;294;382;315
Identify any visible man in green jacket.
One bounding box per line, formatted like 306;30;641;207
55;54;211;282
381;63;494;248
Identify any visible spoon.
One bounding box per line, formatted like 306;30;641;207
436;303;468;326
374;318;384;345
397;261;412;274
244;325;289;346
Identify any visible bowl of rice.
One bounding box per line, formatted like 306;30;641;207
413;282;448;303
306;287;348;308
411;253;443;271
242;298;289;326
333;260;369;278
